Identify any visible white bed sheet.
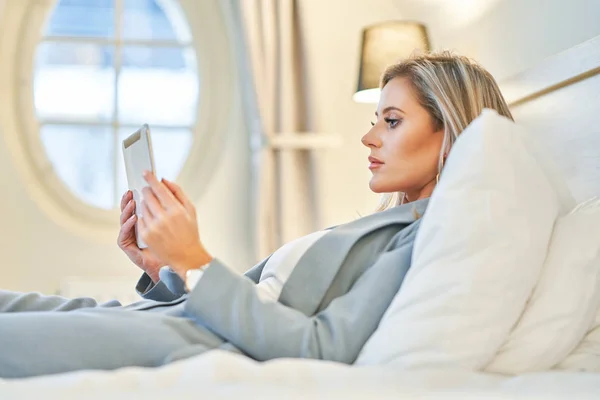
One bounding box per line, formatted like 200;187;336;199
1;350;599;399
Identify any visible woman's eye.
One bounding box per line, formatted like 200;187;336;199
384;118;401;128
370;121;375;127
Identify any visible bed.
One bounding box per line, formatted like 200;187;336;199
1;37;599;399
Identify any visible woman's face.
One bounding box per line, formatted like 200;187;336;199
361;77;444;200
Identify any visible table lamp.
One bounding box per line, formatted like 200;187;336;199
353;21;430;103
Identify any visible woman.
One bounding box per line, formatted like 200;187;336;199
0;51;513;378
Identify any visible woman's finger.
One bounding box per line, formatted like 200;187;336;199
140;199;154;222
120;190;132;212
117;214;137;247
143;171;177;209
120;200;135;225
163;179;194;215
141;187;164;217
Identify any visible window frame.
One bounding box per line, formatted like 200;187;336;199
0;0;236;238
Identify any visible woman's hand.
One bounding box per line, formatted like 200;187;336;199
117;190;166;283
138;172;213;279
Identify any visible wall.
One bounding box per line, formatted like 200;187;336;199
299;0;600;229
1;0;599;294
406;0;600;81
0;0;252;294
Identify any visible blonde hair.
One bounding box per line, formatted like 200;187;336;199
375;50;513;212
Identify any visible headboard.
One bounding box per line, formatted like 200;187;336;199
500;35;600;203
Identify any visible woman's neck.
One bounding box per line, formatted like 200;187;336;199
404;179;436;203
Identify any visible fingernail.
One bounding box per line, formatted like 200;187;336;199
129;214;136;221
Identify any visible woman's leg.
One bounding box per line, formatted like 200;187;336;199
0;290;119;313
0;308;226;379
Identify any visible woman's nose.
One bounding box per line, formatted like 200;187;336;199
361;128;380;148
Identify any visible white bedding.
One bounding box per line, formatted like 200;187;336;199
1;350;599;399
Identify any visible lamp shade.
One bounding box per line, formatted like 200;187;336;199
353;21;430;103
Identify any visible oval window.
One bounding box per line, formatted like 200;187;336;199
34;0;199;209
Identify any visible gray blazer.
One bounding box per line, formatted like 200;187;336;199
136;198;429;364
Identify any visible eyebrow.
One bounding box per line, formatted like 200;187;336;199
375;106;405;117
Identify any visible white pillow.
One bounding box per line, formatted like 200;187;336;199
555;305;600;372
486;198;600;374
356;109;571;368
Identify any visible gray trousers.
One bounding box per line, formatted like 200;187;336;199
0;290;230;379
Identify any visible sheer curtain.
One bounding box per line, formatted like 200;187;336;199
229;0;318;260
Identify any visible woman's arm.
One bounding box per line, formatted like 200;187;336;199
183;229;416;363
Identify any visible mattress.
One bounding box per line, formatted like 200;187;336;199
1;350;599;399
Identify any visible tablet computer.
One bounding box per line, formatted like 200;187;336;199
122;124;156;249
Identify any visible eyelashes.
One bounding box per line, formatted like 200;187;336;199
384;118;401;128
371;118;402;128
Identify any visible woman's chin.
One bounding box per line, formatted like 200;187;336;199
368;178;388;193
369;176;405;194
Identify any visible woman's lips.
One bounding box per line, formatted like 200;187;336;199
368;156;384;169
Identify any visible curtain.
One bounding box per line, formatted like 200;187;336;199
232;0;318;259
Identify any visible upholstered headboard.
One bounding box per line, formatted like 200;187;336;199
500;35;600;203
